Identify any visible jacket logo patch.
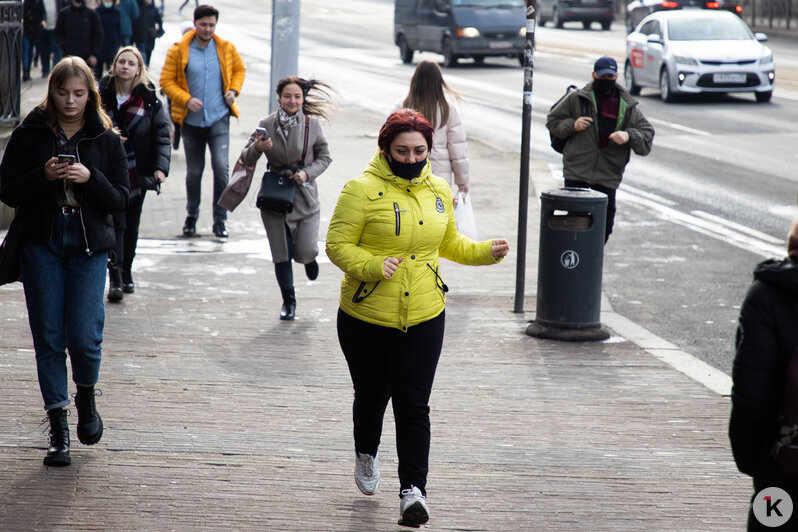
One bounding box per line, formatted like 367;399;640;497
435;197;445;213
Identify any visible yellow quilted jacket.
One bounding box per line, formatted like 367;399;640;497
159;30;246;126
326;151;500;331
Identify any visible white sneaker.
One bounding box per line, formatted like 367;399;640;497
398;485;429;527
354;451;380;495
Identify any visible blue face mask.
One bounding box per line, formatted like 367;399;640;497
388;158;427;180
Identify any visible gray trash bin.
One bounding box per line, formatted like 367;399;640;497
527;187;609;341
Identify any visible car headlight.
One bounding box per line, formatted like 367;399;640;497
456;27;480;38
519;27;526;37
759;53;773;64
674;55;698;66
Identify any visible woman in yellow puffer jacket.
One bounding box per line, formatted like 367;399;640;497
326;109;509;528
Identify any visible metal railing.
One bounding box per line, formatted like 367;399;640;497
614;0;796;31
742;0;795;30
0;1;22;127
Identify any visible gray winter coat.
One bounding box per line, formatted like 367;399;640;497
240;109;332;263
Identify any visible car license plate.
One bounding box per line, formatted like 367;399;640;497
713;73;746;84
488;41;511;49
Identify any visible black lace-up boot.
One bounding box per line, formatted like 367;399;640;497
43;408;71;467
74;385;103;445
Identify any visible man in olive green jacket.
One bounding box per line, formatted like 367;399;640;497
546;56;654;242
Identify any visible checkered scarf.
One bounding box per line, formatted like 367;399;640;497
118;93;147;195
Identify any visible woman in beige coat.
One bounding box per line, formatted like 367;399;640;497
239;77;333;320
400;61;469;195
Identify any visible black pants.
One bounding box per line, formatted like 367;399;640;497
123;192;146;273
564;179;616;242
109;191;146;272
337;308;445;496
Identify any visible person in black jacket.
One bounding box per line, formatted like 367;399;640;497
131;0;147;60
55;0;103;70
730;218;798;530
22;0;45;81
38;0;67;77
94;0;121;80
99;45;170;300
0;57;129;467
139;0;163;66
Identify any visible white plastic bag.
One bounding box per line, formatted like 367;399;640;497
453;191;478;240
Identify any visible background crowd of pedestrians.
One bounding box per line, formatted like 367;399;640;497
21;0;165;82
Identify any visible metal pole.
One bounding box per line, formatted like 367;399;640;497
513;0;536;313
270;0;300;113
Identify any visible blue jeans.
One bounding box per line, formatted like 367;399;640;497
21;213;108;411
38;30;62;74
182;115;230;223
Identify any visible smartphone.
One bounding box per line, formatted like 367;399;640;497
255;127;270;140
57;154;75;165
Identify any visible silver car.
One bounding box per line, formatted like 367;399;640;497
624;10;775;102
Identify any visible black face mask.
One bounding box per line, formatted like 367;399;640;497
388;158;427;180
593;78;616;96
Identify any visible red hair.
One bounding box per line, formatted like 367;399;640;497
378;109;434;154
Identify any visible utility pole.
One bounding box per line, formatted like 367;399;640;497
514;0;536;313
269;0;300;113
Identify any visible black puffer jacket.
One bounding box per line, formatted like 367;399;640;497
98;77;171;184
730;256;798;485
0;106;129;254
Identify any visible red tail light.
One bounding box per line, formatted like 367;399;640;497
735;5;743;12
661;1;679;7
705;1;720;7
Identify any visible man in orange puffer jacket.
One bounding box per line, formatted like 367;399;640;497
159;4;245;239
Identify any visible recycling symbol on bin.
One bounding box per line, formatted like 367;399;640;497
560;250;580;269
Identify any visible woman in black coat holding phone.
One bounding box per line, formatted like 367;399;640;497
0;57;129;466
99;45;171;300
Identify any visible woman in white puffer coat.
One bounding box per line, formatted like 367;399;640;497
398;60;469;194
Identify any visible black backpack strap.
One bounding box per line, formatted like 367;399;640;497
298;116;310;168
580;96;591;117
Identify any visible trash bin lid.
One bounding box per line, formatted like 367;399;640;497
541;187;608;205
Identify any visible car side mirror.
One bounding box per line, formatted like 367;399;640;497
755;32;768;42
646;34;663;45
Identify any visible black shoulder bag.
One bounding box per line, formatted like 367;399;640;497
256;116;310;214
0;211;24;286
